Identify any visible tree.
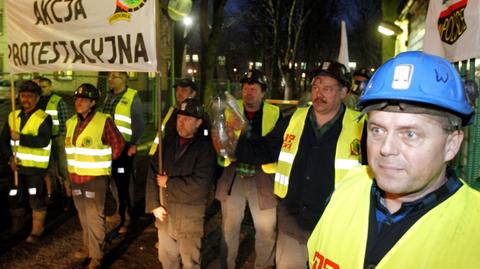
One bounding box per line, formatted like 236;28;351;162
199;0;229;103
263;0;315;99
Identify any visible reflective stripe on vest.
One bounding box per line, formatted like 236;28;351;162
307;166;480;269
149;106;175;156
65;112;112;176
45;94;62;135
274;106;365;198
8;110;51;169
113;88;137;142
217;100;280;174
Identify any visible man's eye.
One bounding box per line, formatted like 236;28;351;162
405;130;417;139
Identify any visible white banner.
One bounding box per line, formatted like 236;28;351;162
424;0;480;62
6;0;157;73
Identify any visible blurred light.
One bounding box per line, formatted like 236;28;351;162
348;62;357;70
187;68;193;74
192;54;199;62
301;72;306;78
378;25;395;36
233;68;237;72
378;21;403;36
183;16;193;27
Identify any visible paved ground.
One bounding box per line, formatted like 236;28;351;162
0;137;258;269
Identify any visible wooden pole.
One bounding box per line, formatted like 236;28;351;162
9;75;18;187
155;1;165;208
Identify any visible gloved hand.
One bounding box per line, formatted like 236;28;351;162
152;206;168;222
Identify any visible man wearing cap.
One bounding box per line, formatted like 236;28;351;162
148;78;198;156
215;69;280;269
307;51;480;268
145;98;216;269
66;83;125;269
36;76;72;210
103;71;145;233
227;60;366;268
0;80;52;243
344;68;372;110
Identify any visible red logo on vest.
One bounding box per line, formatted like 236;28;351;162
282;133;296;151
312;251;340;269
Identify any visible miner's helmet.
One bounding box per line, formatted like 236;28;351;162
240;69;268;91
311;60;352;88
353;68;373;80
18;80;42;96
174;78;197;92
74;83;100;100
177;98;204;119
358;51;475;126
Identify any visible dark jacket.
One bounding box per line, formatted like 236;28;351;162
145;125;216;238
215;102;279;210
235;106;366;242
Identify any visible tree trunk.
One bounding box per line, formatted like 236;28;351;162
199;0;228;103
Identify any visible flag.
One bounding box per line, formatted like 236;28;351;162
424;0;480;62
338;20;350;70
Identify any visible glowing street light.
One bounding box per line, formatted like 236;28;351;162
183;16;193;27
378;21;403;36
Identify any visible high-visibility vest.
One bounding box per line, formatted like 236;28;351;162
113;88;137;142
307;166;480;269
148;106;175;156
217;100;280;174
274;106;365;198
65;112;112;176
8;109;51;169
45;93;62;136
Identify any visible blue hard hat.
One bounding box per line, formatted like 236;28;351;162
358;51;475;125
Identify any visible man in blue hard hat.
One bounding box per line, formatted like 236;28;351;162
307;51;480;268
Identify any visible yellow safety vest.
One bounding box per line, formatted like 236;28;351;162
65;112;112;176
148;106;175;156
307;166;480;269
8;110;51;169
113;88;137;142
274;106;365;198
217;100;280;174
45;93;62;136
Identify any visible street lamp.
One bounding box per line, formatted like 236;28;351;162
378;21;403;36
181;16;193;77
183;16;193;27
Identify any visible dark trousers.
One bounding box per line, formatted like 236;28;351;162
72;176;108;259
110;147;134;222
8;172;47;211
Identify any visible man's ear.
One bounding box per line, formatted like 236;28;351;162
444;130;464;162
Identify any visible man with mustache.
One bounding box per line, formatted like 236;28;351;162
231;61;365;268
307;51;480;269
216;69;280;269
0;80;52;243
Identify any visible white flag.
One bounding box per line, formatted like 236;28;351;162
338;20;350;71
424;0;480;62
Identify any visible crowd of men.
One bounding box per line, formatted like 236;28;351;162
1;51;479;269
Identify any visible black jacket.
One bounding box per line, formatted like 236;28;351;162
236;106;366;242
145;125;216;237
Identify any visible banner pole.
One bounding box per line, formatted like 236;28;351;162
155;1;165;208
9;75;18;187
